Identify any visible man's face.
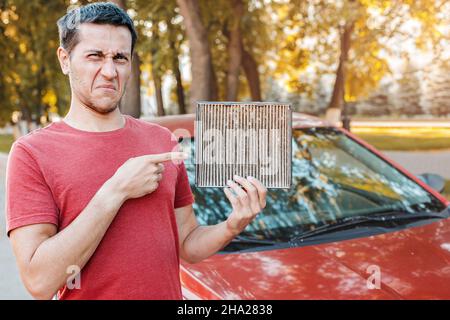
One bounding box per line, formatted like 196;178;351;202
61;23;132;114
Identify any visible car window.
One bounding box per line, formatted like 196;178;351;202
182;127;446;243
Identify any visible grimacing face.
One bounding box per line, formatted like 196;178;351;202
58;23;132;114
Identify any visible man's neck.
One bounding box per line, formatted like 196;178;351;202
63;102;125;133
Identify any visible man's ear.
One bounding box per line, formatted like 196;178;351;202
56;46;70;75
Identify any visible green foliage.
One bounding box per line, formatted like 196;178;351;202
0;0;447;122
132;0;181;77
1;0;71;125
0;134;14;153
443;180;450;200
273;0;445;103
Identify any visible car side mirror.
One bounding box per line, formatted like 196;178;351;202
417;173;446;193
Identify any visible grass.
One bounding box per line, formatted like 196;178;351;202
0;134;14;154
443;180;450;200
352;127;450;151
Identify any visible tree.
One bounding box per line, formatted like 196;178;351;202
132;0;188;115
423;59;450;117
178;0;267;104
327;20;354;119
395;57;423;116
149;20;165;116
177;0;215;109
222;0;265;101
239;1;270;102
356;82;393;117
1;0;70;132
168;14;187;114
277;0;446;121
225;0;244;101
241;44;262;101
0;0;17;127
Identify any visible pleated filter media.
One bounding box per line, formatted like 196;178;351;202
195;102;292;188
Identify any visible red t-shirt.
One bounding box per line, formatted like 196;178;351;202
5;115;194;299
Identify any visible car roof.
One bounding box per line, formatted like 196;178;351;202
144;112;330;138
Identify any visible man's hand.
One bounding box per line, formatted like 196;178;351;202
224;175;267;236
110;152;188;201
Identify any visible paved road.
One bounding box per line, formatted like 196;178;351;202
0;149;448;300
384;150;450;179
0;153;32;299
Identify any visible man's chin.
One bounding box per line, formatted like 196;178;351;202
86;103;119;115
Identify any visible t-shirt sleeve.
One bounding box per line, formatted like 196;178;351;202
5;141;59;236
174;161;195;209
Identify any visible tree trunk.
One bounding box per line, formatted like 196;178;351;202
19;106;32;136
225;0;244;101
149;19;166;117
326;22;354;122
242;48;262;101
177;0;215;108
210;68;218;101
223;10;262;102
152;70;165;116
35;64;45;127
168;24;187;115
110;0;142;118
120;52;142;118
173;57;186;114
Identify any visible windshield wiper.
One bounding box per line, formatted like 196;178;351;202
289;211;447;244
230;235;277;246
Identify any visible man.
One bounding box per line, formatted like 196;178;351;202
5;2;267;300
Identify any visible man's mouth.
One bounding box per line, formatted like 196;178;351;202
97;85;116;91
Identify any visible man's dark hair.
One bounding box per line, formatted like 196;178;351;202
57;2;137;55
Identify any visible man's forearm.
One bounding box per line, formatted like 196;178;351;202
26;179;125;299
181;221;237;264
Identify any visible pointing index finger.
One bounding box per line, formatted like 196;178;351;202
144;152;189;163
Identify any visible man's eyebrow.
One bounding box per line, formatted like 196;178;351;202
114;52;131;58
84;49;103;54
83;50;131;57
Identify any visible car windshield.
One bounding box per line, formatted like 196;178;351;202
184;127;447;247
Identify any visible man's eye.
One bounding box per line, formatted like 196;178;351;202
88;54;101;58
114;56;128;62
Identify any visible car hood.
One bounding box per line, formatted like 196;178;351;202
181;218;450;299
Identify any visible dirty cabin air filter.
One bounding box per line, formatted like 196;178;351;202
195;102;292;189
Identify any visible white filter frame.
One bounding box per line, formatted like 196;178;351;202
195;102;292;189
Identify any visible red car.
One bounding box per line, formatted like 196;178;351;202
150;113;450;300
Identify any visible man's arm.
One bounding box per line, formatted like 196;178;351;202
10;179;125;300
176;175;267;264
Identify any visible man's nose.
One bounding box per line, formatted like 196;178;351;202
100;58;118;80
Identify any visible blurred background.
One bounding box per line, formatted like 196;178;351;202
0;0;449;299
1;0;449;128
